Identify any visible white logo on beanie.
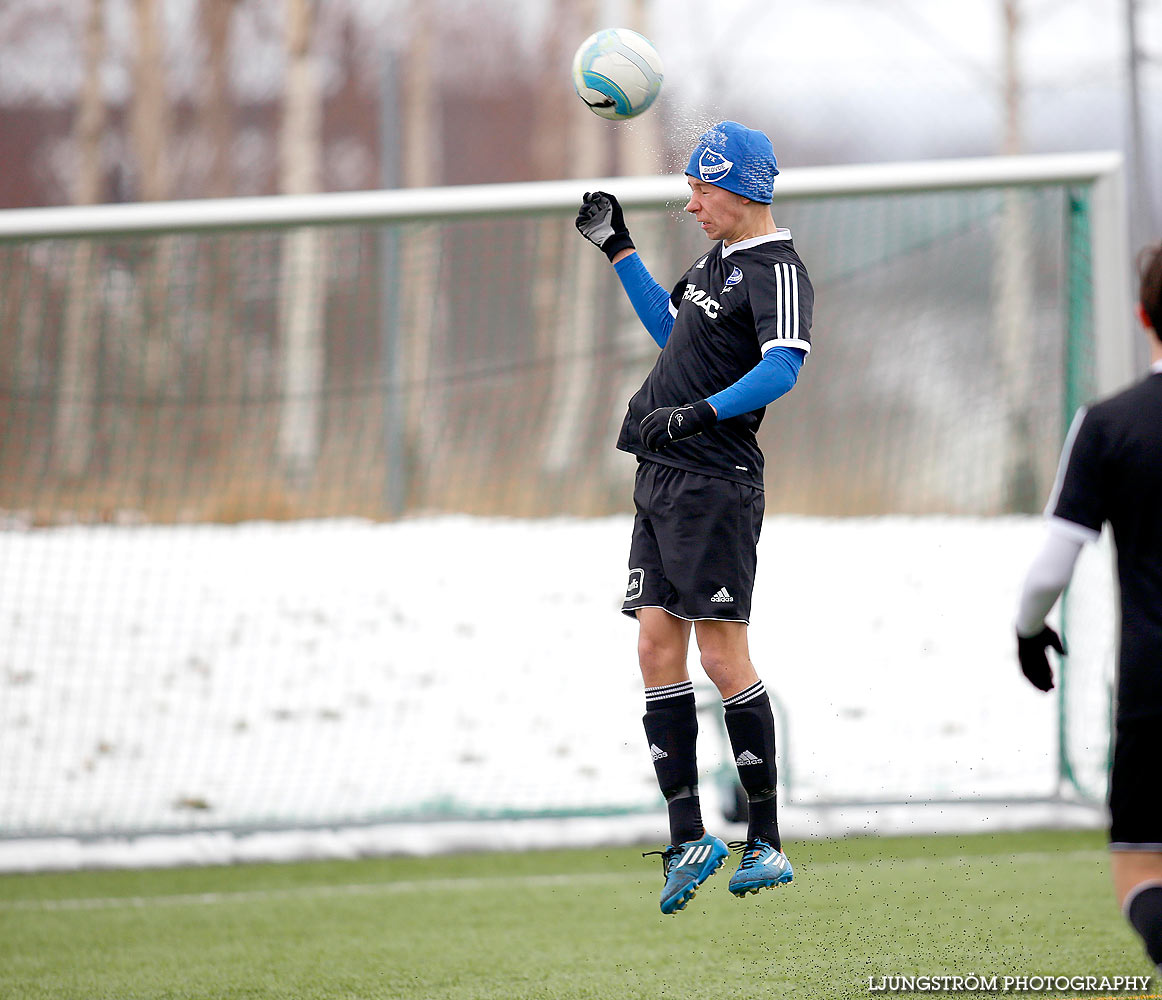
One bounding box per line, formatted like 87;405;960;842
698;147;733;182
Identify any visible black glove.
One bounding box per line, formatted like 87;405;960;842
1017;625;1066;692
639;400;717;451
575;191;635;262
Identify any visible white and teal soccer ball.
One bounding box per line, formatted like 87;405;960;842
571;28;664;121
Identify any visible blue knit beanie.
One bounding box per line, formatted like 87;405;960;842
685;121;779;204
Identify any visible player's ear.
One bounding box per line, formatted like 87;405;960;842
1138;302;1154;333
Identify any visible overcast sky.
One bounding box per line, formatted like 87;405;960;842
0;0;1159;216
651;0;1159;152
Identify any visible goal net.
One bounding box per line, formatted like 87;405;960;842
0;154;1129;842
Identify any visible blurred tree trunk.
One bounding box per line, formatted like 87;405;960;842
620;0;660;177
398;0;440;502
277;0;325;488
197;0;241;467
995;0;1036;511
540;0;607;479
74;0;106;209
53;0;105;479
200;0;236;201
129;0;174;513
131;0;169;204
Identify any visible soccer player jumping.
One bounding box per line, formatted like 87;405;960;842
576;121;813;914
1015;243;1162;973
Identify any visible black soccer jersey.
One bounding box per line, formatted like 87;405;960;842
616;230;813;488
1050;366;1162;720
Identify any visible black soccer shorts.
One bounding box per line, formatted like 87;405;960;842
1109;717;1162;849
622;459;764;623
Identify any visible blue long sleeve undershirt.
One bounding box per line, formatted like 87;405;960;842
613;251;674;348
613;250;806;421
706;346;804;420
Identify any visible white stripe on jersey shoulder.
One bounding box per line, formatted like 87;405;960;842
1043;406;1089;516
769;260;802;346
669;301;679;318
721;228;793;257
1152;359;1162;374
760;339;810;356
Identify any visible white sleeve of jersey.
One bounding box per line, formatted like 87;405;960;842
1014;522;1087;637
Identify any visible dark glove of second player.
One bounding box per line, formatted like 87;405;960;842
575;191;635;262
1016;625;1065;692
639;400;717;451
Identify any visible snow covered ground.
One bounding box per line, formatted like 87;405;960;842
0;514;1114;871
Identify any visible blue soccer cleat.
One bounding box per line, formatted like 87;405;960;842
643;832;730;914
728;838;794;897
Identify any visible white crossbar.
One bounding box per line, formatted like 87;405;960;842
0;151;1123;240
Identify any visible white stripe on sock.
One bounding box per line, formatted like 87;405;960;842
645;680;695;702
723;680;765;707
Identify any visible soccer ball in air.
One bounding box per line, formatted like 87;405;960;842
571;28;664;121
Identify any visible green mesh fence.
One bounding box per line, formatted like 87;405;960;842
0;186;1093;523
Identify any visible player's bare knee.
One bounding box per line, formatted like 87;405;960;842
637;633;668;670
698;647;724;680
638;635;686;684
698;649;748;693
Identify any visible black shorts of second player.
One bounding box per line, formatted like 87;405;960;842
1109;716;1162;849
622;459;764;623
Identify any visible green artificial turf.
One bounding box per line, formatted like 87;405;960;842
0;828;1151;999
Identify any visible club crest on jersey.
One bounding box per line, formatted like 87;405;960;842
698;148;733;182
722;266;743;293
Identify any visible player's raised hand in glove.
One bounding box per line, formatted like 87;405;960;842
1016;625;1065;692
575;191;635;262
639;400;717;451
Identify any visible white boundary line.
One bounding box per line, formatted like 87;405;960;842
0;849;1106;913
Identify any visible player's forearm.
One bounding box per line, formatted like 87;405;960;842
613;251;674;348
1014;522;1086;636
705;347;804;420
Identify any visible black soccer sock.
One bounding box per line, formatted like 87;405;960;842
643;680;703;846
723;680;781;849
1126;882;1162;968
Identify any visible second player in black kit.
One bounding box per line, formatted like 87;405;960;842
576;121;813;914
1015;242;1162;973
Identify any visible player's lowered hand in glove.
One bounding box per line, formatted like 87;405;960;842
575;191;635;262
1016;625;1065;692
640;400;717;451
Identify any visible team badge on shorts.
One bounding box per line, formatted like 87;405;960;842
626;567;644;601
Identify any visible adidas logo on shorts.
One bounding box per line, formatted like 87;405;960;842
650;744;668;761
736;750;763;766
710;587;734;603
